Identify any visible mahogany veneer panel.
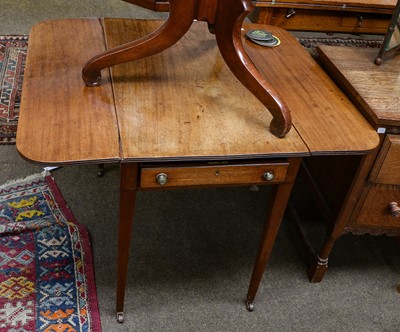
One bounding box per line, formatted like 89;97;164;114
104;19;308;161
17;19;120;165
140;162;289;188
243;26;379;155
18;19;379;166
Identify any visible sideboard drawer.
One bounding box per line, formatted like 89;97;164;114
352;183;400;229
140;162;289;189
250;7;391;34
370;135;400;185
340;14;391;30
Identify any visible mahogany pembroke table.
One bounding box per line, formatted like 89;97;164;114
17;0;378;323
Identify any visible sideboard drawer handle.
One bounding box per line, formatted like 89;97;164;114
389;202;400;218
263;171;275;181
156;173;168;186
286;8;296;18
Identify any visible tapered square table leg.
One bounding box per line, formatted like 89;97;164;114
246;158;301;310
116;163;139;323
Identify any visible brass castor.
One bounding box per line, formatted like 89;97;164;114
246;301;254;312
117;312;124;323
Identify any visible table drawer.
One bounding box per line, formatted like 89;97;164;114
140;162;289;189
370;135;400;185
353;183;400;229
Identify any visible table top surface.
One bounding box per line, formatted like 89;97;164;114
17;18;379;165
317;45;400;129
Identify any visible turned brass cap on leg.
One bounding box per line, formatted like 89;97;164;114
389;202;400;218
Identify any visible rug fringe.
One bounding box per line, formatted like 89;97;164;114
0;34;28;41
0;170;50;191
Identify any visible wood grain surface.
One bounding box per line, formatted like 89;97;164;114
18;18;380;165
17;18;120;165
352;183;400;229
370;134;400;185
104;19;308;162
243;26;379;155
123;0;396;12
139;162;289;188
317;45;400;128
254;0;396;10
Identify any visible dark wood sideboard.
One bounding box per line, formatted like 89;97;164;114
295;45;400;282
122;0;395;33
249;0;396;33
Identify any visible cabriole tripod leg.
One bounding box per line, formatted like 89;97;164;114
82;0;195;86
214;0;292;138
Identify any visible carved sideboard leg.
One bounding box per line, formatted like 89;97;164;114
308;152;378;282
308;255;329;283
82;0;196;86
213;0;292;137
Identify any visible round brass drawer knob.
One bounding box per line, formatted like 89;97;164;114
263;171;274;181
156;173;168;186
389;202;400;218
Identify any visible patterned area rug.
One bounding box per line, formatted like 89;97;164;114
0;35;27;144
0;172;102;331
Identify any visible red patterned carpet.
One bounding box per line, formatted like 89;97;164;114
0;35;27;144
0;172;102;331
